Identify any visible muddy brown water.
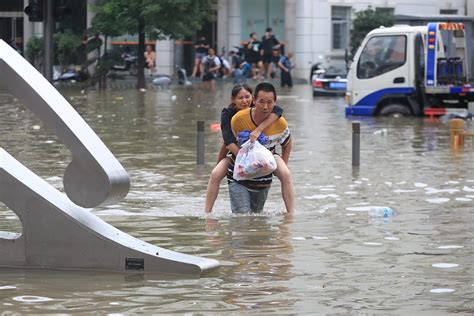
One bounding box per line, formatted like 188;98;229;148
0;82;472;313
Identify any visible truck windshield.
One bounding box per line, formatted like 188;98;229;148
357;35;406;79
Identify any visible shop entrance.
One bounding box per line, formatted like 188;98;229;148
0;17;24;53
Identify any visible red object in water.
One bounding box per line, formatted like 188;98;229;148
424;108;446;118
210;123;221;131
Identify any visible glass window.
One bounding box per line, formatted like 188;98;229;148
440;9;457;15
375;7;394;15
331;6;351;50
357;35;407;79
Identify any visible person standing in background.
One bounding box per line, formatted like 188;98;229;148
278;52;293;87
243;32;264;80
191;36;210;77
201;47;221;90
260;27;281;80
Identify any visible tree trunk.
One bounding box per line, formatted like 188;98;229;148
102;35;108;89
137;18;146;90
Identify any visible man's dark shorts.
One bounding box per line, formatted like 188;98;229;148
202;72;216;82
262;54;273;63
246;55;261;65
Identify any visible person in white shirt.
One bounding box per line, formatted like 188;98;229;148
201;47;221;89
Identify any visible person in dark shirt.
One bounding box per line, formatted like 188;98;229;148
278;52;293;87
191;36;210;77
243;32;264;80
260;27;281;80
204;83;294;214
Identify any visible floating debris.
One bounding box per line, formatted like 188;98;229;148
414;182;428;187
463;186;474;192
304;194;339;200
393;189;418;193
13;296;53;302
437;245;463;249
430;288;455;293
292;237;306;241
432;263;459;268
426;198;450;204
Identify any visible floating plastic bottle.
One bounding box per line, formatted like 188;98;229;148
368;207;396;224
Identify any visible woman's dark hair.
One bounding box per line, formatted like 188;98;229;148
250;32;256;38
254;82;276;101
229;83;253;109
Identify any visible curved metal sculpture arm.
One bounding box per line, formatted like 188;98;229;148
0;148;219;274
0;40;129;207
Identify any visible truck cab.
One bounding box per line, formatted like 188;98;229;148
345;22;474;116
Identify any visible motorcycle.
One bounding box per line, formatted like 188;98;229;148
110;53;138;76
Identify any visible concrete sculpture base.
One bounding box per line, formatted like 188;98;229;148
0;40;219;275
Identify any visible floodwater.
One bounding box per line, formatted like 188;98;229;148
0;82;473;314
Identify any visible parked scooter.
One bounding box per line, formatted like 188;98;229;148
176;65;192;86
54;66;90;83
110;52;138;76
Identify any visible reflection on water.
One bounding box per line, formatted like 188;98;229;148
0;84;473;313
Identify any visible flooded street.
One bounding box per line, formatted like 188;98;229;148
0;82;473;314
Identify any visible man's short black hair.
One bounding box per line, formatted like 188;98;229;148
254;82;276;101
250;32;256;38
266;27;272;32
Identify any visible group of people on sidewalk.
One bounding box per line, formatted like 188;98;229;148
204;82;295;215
191;28;294;89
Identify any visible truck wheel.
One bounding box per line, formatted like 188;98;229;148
379;104;411;117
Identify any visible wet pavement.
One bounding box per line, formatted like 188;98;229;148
0;81;473;313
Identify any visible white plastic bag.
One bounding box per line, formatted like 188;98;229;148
233;140;277;181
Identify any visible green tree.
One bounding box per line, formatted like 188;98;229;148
92;0;216;89
26;36;43;69
54;32;82;71
350;8;394;57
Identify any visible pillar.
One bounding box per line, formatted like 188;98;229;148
155;39;174;76
228;0;242;52
294;0;314;80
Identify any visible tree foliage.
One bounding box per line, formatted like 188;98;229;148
91;0;216;89
26;34;82;71
54;32;82;70
350;8;394;57
26;36;43;68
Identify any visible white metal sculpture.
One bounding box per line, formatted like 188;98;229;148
0;40;219;274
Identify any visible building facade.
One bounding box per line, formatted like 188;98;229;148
1;0;472;78
216;0;474;79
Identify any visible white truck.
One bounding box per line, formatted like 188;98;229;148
345;22;474;116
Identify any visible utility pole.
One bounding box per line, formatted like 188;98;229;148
43;0;54;82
